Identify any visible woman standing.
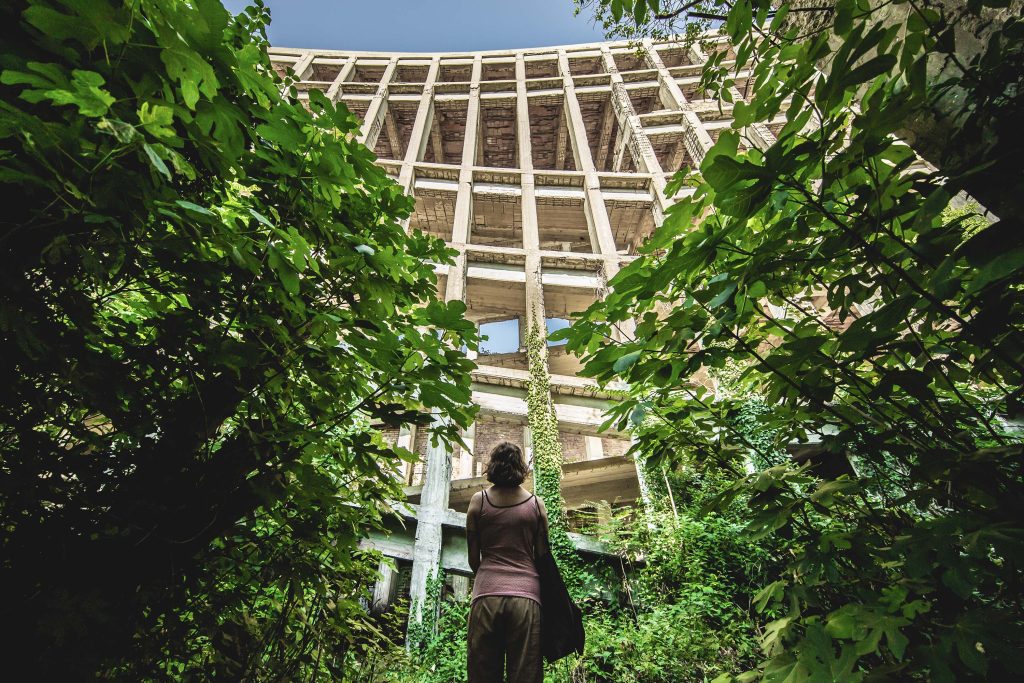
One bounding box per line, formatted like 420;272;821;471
465;441;549;683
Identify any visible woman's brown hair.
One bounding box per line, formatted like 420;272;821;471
484;441;528;487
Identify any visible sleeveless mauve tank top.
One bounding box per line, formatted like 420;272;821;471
471;489;542;606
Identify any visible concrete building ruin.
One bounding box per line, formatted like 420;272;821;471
268;35;780;631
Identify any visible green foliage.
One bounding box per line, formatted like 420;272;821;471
560;0;1024;680
548;464;780;682
526;321;589;594
407;569;446;652
0;0;476;678
347;585;471;683
575;0;726;45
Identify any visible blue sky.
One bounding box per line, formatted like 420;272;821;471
223;0;607;52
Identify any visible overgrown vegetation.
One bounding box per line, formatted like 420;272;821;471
0;0;476;678
350;461;777;683
526;321;589;594
563;0;1024;680
4;0;1022;680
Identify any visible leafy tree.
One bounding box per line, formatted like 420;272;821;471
563;0;1024;680
0;0;476;677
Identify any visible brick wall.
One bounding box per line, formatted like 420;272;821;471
559;430;586;463
473;417;526;478
601;436;630;458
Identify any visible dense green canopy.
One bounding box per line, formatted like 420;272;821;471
0;0;475;677
561;0;1024;680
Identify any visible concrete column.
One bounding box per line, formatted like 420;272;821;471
451;574;471;601
584;435;604;460
398;57;440;193
291;52;315;81
408;410;452;627
516;54;547;333
408;62;480;631
557;50;621;279
444;55;482;304
673;43;717;166
358;56;399;148
371;559;397;614
458;422;476;480
398;424;415;484
600;46;673;218
325;56;356;102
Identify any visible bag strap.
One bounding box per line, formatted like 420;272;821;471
533;495;547;561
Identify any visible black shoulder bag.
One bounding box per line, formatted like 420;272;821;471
533;497;585;663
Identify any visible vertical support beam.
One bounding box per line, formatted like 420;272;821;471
600;46;673;217
458;422;476;480
584;435;604;461
444;55;482;304
326;56;356;102
398;424;416;484
632;436;654;516
557;50;620;279
408;410;452;627
398;57;441;193
594;98;617;171
664;41;716;166
371;559;397;614
451;574;470;601
516;54;545;333
291;52;315;81
408;59;481;637
358;57;399;148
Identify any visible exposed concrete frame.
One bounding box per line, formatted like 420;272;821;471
268;32;754;633
325;55;356;102
358;56;398;148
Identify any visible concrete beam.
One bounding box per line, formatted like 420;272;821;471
291;52;315;81
398;57;440;192
325;56;356;101
595;97;617;171
558;50;619;269
445;55;482;304
358;56;398;148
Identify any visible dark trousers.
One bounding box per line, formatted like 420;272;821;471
467;596;542;683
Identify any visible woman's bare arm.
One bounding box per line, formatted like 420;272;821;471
466;491;483;573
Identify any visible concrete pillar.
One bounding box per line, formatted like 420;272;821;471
601;46;674;219
516;54;546;333
291;52;315;81
358;56;399;148
325;55;356;102
444;55;482;304
458;422;476;480
632;436;654;511
408;410;452;627
407;62;480;631
671;43;717;166
557;50;621;279
398;424;415;484
584;435;604;460
371;558;397;614
451;574;471;601
398;57;440;193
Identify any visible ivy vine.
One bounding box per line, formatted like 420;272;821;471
525;322;586;594
406;569;444;652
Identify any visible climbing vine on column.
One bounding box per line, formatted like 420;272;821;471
525;323;586;593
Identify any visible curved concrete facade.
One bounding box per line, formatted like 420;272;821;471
268;36;769;628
